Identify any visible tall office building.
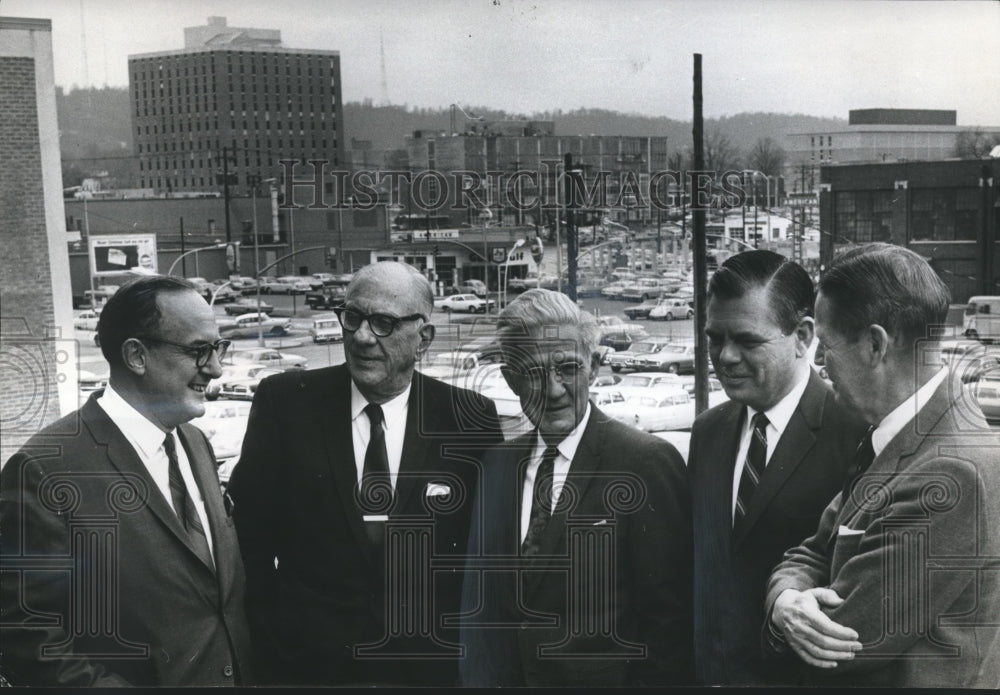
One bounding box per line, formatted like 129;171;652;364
128;16;344;194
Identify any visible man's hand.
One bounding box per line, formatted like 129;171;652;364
771;588;862;668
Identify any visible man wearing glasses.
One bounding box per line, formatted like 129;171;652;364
228;261;503;686
459;288;693;687
0;275;253;686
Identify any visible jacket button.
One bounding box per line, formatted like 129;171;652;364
223;665;234;677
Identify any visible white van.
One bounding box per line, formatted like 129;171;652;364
310;314;343;343
964;296;1000;342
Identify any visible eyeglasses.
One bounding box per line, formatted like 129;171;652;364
502;360;587;387
138;337;231;368
334;306;426;338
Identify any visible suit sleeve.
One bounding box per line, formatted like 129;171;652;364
629;437;694;685
766;455;990;675
226;377;286;678
0;453;132;687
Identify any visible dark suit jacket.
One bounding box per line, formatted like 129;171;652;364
0;392;253;686
765;375;1000;688
689;370;868;685
458;407;693;687
228;365;503;686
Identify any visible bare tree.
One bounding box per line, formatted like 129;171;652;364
747;137;787;177
954;129;1000;158
704;130;743;173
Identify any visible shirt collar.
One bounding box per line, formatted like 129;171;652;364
533;402;592;463
97;383;171;458
872;367;947;456
350;379;411;430
744;369;811;438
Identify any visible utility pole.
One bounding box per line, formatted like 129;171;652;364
692;53;709;416
179;217;186;276
223;146;232;244
564;153;579;302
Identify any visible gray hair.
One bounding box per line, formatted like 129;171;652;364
496;288;600;355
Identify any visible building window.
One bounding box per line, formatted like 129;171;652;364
910;188;978;242
834;191;892;243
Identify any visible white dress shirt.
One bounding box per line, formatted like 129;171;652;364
520;404;592;544
350;380;411;491
731;372;811;522
97;385;214;554
871;367;948;457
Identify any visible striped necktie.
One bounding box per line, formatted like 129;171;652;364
164;432;214;569
735;412;769;525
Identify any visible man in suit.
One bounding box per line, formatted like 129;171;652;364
0;275;253;686
228;261;503;686
765;243;1000;687
459;288;693;687
689;250;868;685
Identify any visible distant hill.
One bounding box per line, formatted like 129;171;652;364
55;86;846;185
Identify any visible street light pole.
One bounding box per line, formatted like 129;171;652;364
166;243;228;276
253;178;277;347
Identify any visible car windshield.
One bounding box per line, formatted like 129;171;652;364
632;342;664;354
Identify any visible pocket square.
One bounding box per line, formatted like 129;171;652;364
838;525;864;537
425;483;451;497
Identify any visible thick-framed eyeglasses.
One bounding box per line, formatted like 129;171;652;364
334;306;426;338
502;360;587;387
138;337;231;368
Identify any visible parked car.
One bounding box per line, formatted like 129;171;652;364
74;309;101;331
207;280;240;303
310;314;344;343
632;342;697;374
217;312;291;339
600;281;630;301
599;328;651;355
189;401;253;480
621;278;672;302
206;363;270;400
229;276;258;294
679;376;730;408
974;378;1000;425
446;279;488;297
604;388;695;432
435;294;495;313
258;276;308;294
218;367;285;401
277;276;313;294
227;347;307;370
312;272;337;287
186;277;215;300
305;287;346;310
224;299;275;315
622;296;665;320
604;337;673;373
78;368;107;392
597;371;686;399
649;299;694;321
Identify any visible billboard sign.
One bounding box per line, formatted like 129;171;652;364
89;234;158;276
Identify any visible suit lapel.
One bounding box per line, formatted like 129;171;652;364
177;425;223;576
522;413;605;602
81;395;214;573
315;367;375;564
733;372;825;546
393;373;436;517
702;401;745;544
838;376;953;525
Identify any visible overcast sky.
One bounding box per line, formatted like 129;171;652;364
6;0;1000;125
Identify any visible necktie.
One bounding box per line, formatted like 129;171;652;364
735;412;769;525
842;425;877;505
361;403;392;547
521;446;558;556
164;432;213;568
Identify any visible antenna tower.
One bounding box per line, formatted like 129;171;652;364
379;31;390;106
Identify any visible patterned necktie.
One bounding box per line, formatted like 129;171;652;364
521;446;558;556
735;412;769;525
361;403;392;548
164;432;213;568
842;425;877;505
